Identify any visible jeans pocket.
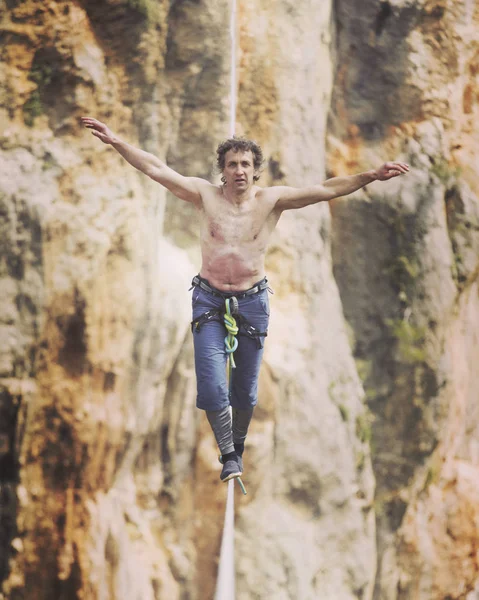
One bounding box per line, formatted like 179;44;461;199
259;292;270;316
192;287;202;306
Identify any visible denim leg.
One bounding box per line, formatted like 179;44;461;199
192;288;230;411
230;290;270;410
192;287;270;411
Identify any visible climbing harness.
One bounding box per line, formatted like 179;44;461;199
190;276;270;350
191;308;267;349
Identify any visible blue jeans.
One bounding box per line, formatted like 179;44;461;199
191;281;270;411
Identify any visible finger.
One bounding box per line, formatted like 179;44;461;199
384;170;400;179
82;118;102;128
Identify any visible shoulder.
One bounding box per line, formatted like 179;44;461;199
189;177;217;191
196;182;224;210
255;184;286;213
254;185;279;201
191;179;222;203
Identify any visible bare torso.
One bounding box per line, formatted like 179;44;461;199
196;183;281;291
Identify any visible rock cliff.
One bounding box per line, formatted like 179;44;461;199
329;0;479;597
0;1;478;599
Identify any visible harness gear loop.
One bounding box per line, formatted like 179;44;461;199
191;306;267;349
230;296;239;315
224;297;239;369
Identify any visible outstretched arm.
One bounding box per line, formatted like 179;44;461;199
81;117;205;205
274;162;409;211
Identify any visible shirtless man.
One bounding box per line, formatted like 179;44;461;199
81;117;409;482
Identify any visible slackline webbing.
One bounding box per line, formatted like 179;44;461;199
214;479;235;600
214;2;238;599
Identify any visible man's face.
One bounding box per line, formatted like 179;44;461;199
222;149;256;190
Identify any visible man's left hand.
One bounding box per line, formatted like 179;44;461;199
375;162;410;181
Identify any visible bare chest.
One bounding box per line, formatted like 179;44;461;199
203;202;273;245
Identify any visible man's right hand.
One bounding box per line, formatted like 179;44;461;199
81;117;117;145
80;116;205;206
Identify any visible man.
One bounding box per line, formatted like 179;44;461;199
81;117;409;482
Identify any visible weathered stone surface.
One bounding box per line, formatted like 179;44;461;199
0;1;214;598
1;0;478;599
329;0;479;598
234;3;375;599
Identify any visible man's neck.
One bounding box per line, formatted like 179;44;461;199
222;183;253;206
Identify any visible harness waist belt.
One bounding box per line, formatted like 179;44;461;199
191;275;269;299
191;307;267;348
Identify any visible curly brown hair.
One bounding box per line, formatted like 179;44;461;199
216;137;264;182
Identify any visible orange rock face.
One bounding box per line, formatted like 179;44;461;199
1;1;479;599
328;0;479;598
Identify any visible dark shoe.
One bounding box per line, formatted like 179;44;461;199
219;446;244;474
234;443;244;473
235;454;243;474
220;456;242;482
